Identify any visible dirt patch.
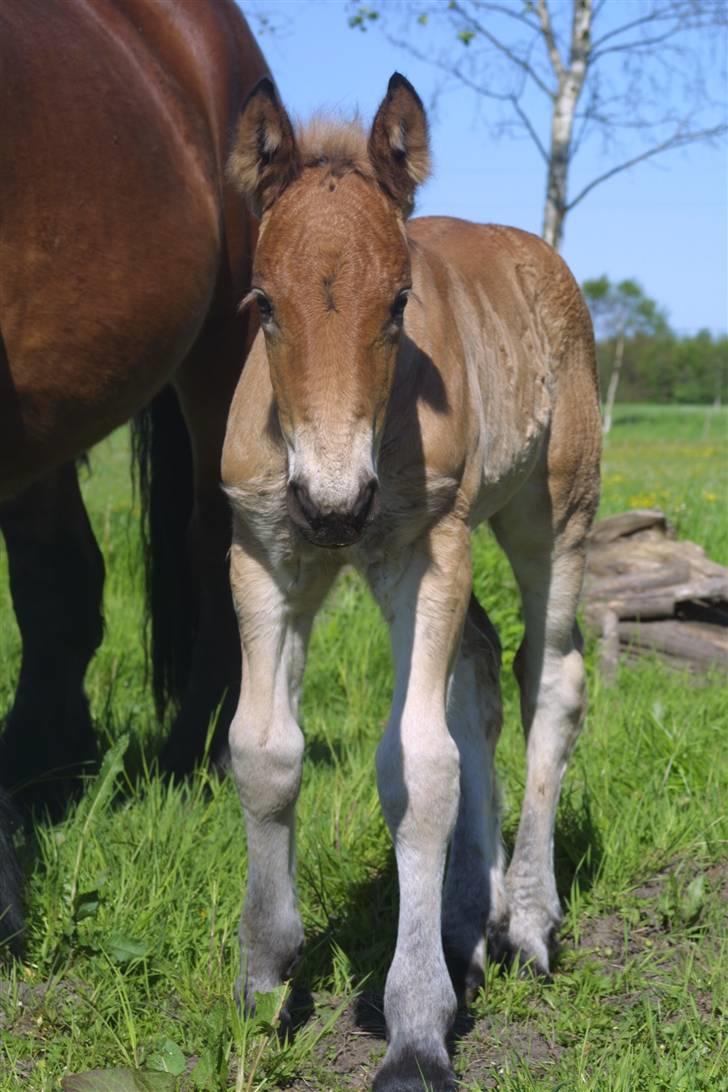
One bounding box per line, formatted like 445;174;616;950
287;994;384;1090
286;991;562;1090
453;1011;562;1089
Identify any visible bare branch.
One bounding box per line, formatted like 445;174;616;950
592;28;689;61
591;8;682;51
536;0;564;79
510;95;550;162
565;123;728;212
448;1;555;99
468;1;541;33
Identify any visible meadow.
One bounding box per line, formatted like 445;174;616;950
0;403;726;1090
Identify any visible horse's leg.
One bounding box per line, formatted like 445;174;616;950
368;517;471;1092
0;462;104;810
490;482;589;974
228;543;334;1002
158;324;249;775
441;592;505;1001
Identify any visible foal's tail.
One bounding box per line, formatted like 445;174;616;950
131;386;196;720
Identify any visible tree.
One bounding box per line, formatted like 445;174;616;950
349;1;727;251
582;276;668;432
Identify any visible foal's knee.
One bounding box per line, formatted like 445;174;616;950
229;706;304;819
376;719;460;843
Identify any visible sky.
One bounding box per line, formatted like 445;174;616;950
242;0;727;337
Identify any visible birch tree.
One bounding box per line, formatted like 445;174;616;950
350;1;727;251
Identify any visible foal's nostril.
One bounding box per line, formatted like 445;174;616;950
288;478;318;527
351;477;379;530
286;475;379;546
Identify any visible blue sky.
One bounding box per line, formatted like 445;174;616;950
243;1;727;336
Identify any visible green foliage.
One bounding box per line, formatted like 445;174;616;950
582;275;669;342
0;410;726;1088
584;276;727;404
347;5;379;31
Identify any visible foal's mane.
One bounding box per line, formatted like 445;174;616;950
296;116;374;181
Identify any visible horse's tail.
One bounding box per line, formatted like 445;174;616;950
0;789;24;958
131;386;196;720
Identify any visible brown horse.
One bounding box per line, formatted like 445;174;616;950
222;76;601;1090
0;0;268;951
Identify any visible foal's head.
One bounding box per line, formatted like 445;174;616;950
228;74;430;548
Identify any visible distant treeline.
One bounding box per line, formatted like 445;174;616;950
595;329;727;405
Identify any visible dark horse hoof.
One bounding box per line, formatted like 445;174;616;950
373;1047;456;1092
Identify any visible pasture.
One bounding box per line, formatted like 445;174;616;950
1;403;726;1090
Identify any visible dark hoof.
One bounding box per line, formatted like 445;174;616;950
373;1048;456;1092
487;924;552;979
443;942;484;1005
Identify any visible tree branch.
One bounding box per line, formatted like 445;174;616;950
510;95;550;162
536;0;564;79
447;0;555;99
565;123;728;212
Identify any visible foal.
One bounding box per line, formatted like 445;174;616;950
223;75;601;1090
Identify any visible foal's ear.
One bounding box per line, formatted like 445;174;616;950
368;73;430;217
228;78;301;217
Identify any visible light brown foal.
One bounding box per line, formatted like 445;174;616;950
223;75;601;1091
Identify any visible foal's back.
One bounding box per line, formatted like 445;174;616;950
384;215;601;532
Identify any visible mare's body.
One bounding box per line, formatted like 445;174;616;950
0;0;268;951
223;77;601;1091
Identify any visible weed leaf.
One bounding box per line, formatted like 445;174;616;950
106;933;152;963
252;984;288;1029
146;1038;186;1075
62;1068;177;1091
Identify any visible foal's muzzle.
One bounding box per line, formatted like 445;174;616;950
286;476;379;548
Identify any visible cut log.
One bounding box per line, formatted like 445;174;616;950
584;562;691;599
593;577;728;622
587;509;672;547
618;620;728;667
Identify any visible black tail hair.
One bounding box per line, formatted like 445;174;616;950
131;386;196;719
0;790;24;958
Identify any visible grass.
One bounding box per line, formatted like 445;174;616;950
0;403;726;1090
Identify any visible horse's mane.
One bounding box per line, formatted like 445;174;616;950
296;116;374;180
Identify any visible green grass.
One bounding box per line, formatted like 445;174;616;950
0;404;726;1090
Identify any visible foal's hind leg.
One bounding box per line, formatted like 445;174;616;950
491;485;591;974
228;542;335;1003
0;463;104;812
442;593;505;1000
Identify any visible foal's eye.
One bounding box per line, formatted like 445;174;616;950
390;289;410;328
253;290;275;326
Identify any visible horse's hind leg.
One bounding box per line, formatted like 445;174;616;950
0;462;104;811
490;479;592;974
442;593;505;1000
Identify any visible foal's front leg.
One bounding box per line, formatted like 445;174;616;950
228;541;332;1003
368;518;471;1092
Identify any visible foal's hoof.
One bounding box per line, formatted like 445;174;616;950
443;943;485;1005
487;920;553;979
373;1047;456;1092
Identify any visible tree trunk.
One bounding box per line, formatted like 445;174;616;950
541;0;593;250
602;328;625;435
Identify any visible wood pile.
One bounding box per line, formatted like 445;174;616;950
583;509;728;677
